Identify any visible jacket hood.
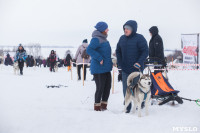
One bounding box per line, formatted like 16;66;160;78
123;20;138;36
92;30;108;43
149;26;159;37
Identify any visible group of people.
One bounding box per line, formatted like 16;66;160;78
12;45;74;74
26;55;36;67
13;19;165;112
86;20;165;111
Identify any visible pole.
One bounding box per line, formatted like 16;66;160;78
71;61;73;80
112;66;114;94
83;58;85;86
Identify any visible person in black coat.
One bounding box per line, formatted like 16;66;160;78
149;26;165;63
4;53;13;66
30;56;35;67
65;54;72;71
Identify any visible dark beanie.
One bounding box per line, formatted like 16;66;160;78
83;39;88;43
95;21;108;32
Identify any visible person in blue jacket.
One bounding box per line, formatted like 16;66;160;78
14;44;27;75
116;20;149;113
87;22;113;111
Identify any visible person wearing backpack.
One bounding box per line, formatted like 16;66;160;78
74;39;90;80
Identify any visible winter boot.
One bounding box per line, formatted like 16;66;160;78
101;101;107;111
94;103;101;111
20;68;23;75
20;71;23;75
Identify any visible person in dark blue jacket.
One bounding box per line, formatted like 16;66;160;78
116;20;149;113
87;21;113;111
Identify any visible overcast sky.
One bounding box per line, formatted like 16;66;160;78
0;0;200;49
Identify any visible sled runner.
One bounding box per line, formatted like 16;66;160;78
144;57;183;105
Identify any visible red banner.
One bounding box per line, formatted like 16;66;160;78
182;46;197;56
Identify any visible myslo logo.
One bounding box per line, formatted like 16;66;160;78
173;127;198;132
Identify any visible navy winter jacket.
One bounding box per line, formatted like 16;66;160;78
116;20;149;74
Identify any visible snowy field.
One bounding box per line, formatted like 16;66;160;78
0;65;199;133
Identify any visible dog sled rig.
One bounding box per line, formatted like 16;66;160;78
144;57;200;106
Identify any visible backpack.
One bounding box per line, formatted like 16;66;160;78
81;46;90;59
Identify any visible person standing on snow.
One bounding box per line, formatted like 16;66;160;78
42;59;47;67
87;22;113;111
149;26;165;66
14;44;27;75
116;20;149;113
4;53;13;66
74;39;90;80
65;51;72;71
26;55;31;67
49;50;57;72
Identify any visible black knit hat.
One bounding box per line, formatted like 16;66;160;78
83;39;88;43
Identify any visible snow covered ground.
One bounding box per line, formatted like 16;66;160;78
0;65;199;133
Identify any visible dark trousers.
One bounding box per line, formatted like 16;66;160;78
94;72;112;104
77;64;87;80
50;62;55;72
122;72;132;112
18;60;24;74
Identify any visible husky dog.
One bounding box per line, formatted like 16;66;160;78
13;62;20;75
54;62;59;72
124;72;152;117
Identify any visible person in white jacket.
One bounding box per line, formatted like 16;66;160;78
74;39;91;80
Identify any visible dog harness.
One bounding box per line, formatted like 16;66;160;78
129;82;150;100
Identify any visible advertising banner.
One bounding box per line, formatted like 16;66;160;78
181;34;199;64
